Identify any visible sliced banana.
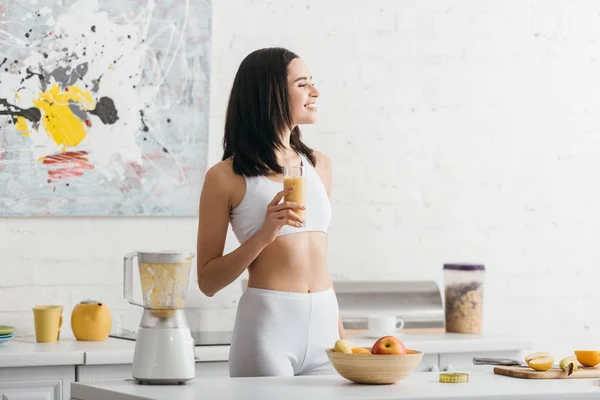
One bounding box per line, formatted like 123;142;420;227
559;355;579;373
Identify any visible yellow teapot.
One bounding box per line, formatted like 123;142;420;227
71;300;112;341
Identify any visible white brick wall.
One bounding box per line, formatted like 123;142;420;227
2;0;600;357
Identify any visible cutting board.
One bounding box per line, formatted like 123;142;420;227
494;366;600;379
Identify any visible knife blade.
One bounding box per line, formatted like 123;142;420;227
472;357;528;367
472;357;561;369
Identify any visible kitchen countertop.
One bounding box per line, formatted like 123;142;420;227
70;372;600;400
0;333;532;368
0;336;229;368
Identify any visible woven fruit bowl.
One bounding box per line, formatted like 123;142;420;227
325;348;423;384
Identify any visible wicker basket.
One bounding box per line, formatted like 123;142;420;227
325;348;423;385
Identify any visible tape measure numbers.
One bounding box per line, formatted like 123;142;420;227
439;373;469;383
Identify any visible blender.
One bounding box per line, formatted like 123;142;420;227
123;251;196;384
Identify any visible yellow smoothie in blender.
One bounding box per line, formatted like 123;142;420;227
139;261;191;311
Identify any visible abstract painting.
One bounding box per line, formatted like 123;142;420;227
0;0;211;216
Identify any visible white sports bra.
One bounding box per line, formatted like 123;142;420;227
230;153;332;244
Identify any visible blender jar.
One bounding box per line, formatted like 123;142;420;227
124;251;195;313
443;263;485;333
139;259;191;310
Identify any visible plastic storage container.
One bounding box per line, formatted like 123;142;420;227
443;263;485;333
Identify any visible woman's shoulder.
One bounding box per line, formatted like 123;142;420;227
205;158;244;189
312;150;332;170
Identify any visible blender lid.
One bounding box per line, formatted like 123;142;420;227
135;251;195;263
443;263;485;271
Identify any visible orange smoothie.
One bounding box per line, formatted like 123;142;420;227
283;176;306;219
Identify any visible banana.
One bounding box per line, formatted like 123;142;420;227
559;355;579;374
333;339;356;354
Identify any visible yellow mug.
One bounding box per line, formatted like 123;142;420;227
32;305;63;343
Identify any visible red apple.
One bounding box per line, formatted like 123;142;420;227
371;336;407;355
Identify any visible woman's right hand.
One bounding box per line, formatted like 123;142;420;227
258;187;305;244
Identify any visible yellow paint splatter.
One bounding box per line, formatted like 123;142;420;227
32;83;94;148
15;116;29;136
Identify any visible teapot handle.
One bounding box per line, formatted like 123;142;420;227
123;252;144;308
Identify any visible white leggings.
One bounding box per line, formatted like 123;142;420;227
228;286;341;377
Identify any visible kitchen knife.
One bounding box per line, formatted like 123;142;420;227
472;357;528;367
472;357;566;372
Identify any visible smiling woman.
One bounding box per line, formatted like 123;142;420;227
196;47;343;378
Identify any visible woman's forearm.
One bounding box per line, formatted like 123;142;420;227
338;314;346;339
198;231;270;297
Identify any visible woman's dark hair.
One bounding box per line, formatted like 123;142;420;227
222;47;316;176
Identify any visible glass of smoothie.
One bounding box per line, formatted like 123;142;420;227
283;165;306;219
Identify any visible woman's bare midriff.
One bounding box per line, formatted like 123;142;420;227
246;231;332;293
227;160;332;294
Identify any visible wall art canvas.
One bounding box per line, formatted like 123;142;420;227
0;0;211;216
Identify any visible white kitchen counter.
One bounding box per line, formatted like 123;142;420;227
0;337;229;367
0;336;86;368
0;333;531;368
70;372;600;400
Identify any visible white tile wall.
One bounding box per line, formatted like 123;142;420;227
2;0;600;357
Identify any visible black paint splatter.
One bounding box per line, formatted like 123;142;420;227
0;98;41;124
89;97;118;124
139;110;149;132
91;25;96;32
20;67;46;91
162;147;168;153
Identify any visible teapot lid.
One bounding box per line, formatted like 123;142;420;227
80;299;102;304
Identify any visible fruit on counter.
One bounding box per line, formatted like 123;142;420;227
524;351;552;362
574;350;600;367
559;355;579;372
525;354;554;372
371;336;407;355
334;339;357;354
352;347;372;354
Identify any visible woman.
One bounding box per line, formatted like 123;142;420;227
196;47;344;377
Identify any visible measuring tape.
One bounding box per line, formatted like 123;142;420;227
439;373;469;383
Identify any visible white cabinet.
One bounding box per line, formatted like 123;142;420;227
0;366;74;400
76;362;230;383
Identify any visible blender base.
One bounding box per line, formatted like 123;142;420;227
132;327;196;385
